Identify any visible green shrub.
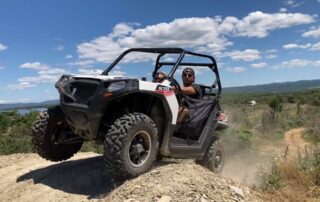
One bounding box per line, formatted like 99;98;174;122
269;96;283;119
0;135;34;154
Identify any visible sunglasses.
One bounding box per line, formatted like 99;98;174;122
155;76;165;82
183;73;193;78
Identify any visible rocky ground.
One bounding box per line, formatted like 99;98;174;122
0;152;262;202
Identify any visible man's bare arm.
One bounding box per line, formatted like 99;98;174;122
181;86;197;95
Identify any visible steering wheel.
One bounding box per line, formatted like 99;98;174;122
169;77;181;92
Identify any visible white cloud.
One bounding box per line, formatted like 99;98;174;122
65;54;73;59
119;18;223;48
310;42;320;51
77;36;125;63
302;27;320;38
226;49;261;61
161;56;176;62
109;70;126;76
108;66;127;76
78;66;126;76
0;65;5;70
77;12;315;64
280;59;312;68
20;62;50;71
218;11;315;38
250;62;267;68
283;43;312;49
38;68;67;75
78;68;103;75
283;42;320;51
226;67;246;73
18;74;60;84
279;8;288;12
0;98;33;104
275;59;320;69
264;49;278;59
0;43;7;51
7;81;36;90
266;54;278;59
67;60;96;67
109;23;137;38
77;18;230;62
283;0;304;7
53;45;64;51
284;0;295;5
266;49;277;53
10;62;67;90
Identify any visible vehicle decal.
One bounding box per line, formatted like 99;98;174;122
155;85;174;96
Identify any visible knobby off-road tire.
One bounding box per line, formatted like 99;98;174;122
32;106;83;162
197;137;225;174
104;113;159;180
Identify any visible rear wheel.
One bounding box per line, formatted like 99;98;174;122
104;113;159;180
32;106;83;161
197;138;225;174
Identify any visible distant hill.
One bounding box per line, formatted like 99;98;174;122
0;100;59;110
223;79;320;94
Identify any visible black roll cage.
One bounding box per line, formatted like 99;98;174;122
102;48;222;95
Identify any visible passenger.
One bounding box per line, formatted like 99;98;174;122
154;71;167;83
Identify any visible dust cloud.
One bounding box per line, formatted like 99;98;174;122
221;138;272;188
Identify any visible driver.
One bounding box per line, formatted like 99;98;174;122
181;67;202;99
176;67;202;124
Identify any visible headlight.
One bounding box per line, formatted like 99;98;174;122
107;81;126;92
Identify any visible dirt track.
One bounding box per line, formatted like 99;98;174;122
284;128;309;160
0;152;262;202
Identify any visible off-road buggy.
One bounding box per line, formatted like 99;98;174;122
32;48;228;180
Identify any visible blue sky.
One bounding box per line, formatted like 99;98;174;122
0;0;320;103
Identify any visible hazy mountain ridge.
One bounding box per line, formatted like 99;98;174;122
0;100;59;110
223;79;320;93
1;79;320;110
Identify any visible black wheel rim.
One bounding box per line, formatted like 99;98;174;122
128;130;151;167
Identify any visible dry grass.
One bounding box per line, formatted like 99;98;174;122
260;146;320;202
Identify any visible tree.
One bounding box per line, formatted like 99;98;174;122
269;96;283;119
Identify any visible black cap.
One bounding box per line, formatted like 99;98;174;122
183;67;195;76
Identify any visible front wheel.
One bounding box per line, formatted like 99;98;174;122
32;106;83;161
197;137;225;174
104;113;159;180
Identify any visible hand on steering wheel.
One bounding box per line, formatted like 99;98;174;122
168;77;182;104
169;77;181;92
